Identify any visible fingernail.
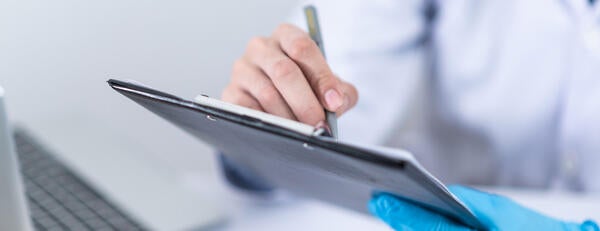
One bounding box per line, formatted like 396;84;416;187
324;89;343;110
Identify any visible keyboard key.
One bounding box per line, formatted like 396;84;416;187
35;216;62;229
14;129;147;231
85;218;112;230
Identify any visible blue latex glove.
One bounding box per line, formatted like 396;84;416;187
369;185;599;231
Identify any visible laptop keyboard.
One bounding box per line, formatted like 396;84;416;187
14;129;147;231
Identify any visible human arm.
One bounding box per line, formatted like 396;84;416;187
219;0;431;191
222;0;430;144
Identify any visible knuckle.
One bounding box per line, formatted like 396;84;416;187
220;85;238;102
296;104;323;124
287;36;315;59
275;23;296;33
257;87;279;105
231;59;246;76
270;58;297;80
315;74;337;92
246;36;268;52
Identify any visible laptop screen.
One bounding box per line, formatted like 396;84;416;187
0;87;33;231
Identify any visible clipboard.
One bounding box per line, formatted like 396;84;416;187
107;79;485;230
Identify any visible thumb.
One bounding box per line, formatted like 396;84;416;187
369;193;470;231
318;77;357;116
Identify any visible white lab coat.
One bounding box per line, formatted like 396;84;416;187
286;0;600;192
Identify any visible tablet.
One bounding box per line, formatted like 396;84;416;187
107;79;484;229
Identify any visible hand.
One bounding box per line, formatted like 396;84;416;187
221;24;358;126
369;185;599;231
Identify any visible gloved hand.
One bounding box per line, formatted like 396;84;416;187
369;185;599;231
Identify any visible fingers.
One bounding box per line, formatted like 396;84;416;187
369;193;469;231
221;85;263;111
272;24;346;112
337;80;359;115
222;23;359;126
245;36;325;125
229;58;296;120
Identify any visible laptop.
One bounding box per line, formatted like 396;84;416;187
0;86;224;230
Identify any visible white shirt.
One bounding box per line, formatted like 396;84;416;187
288;0;600;192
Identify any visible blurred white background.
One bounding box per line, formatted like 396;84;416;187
0;0;297;174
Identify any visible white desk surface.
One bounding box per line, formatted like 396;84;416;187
208;187;600;231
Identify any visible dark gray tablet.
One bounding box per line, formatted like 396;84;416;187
107;79;485;230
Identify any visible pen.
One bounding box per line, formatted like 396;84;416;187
304;5;338;139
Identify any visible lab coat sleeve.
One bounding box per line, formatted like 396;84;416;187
220;0;430;192
218;154;275;193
